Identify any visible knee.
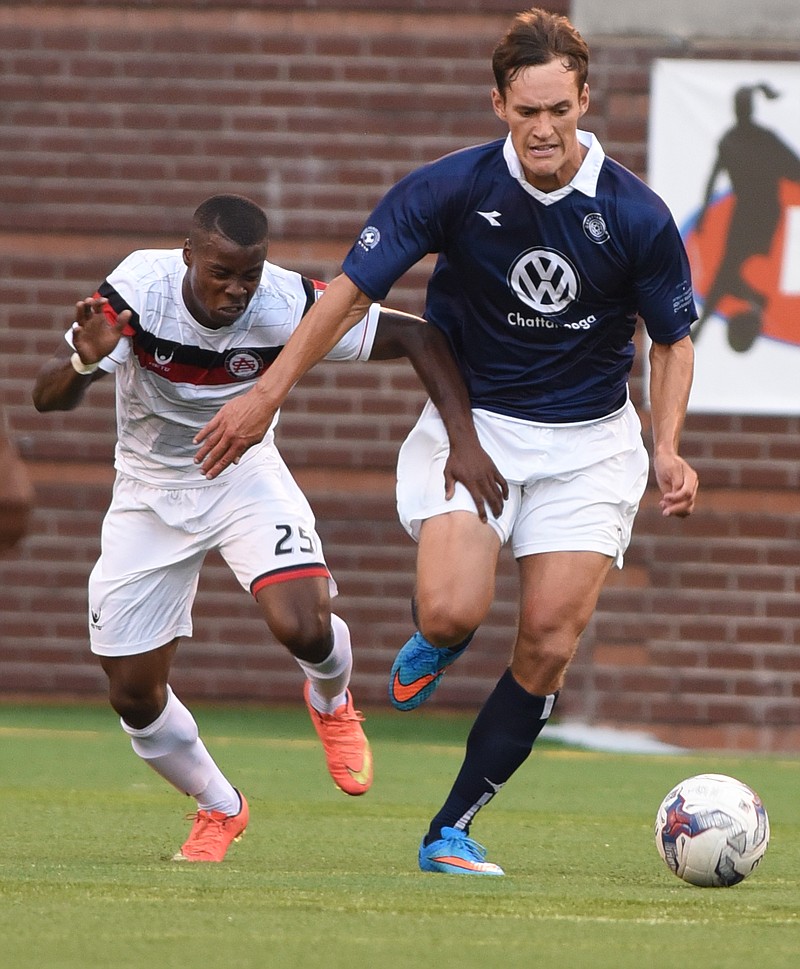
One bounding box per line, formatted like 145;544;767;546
512;624;582;695
417;597;478;648
270;609;332;664
518;640;573;679
107;677;167;729
100;641;177;729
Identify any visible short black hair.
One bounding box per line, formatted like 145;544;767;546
191;194;269;247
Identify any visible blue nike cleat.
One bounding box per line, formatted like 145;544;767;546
418;826;504;876
388;630;474;711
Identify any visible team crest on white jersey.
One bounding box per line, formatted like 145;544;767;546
357;226;381;251
224;349;263;380
507;247;580;314
583;212;610;244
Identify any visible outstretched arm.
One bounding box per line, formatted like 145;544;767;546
648;335;699;517
32;297;129;412
194;273;376;478
370;310;508;521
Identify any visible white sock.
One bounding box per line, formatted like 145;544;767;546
121;686;240;815
295;613;353;714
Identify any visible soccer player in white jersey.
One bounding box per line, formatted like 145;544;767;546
194;8;700;876
32;194;504;863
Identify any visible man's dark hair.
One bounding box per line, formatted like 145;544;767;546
492;7;589;96
191;194;269;247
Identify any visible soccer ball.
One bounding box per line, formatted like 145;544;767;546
654;773;769;887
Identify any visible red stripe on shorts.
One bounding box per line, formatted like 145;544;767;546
250;565;330;598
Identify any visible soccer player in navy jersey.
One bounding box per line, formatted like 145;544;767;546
32;194;502;864
196;9;699;876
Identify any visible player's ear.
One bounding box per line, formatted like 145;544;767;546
578;82;590;118
491;87;507;122
182;238;193;268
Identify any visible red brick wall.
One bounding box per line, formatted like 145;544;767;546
1;2;798;752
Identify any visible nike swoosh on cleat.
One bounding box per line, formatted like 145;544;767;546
433;854;502;873
391;670;441;704
346;741;373;785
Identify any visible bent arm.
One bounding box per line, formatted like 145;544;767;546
648;335;698;517
33;297;129;411
371;311;508;520
259;273;374;410
32;342;107;412
194;273;372;478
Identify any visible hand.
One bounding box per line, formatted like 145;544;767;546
443;439;509;522
194;388;277;479
72;297;129;363
654;452;698;518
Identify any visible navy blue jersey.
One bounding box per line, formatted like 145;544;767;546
343;134;696;423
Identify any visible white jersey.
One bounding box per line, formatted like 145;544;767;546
73;249;379;486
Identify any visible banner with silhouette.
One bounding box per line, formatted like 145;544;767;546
649;60;800;414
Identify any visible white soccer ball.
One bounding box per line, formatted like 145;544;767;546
654;773;769;887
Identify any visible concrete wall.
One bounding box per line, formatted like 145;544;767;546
573;0;800;40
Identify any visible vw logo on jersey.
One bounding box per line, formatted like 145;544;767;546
583;212;610;244
507;247;580;314
357;226;381;251
224;350;263;380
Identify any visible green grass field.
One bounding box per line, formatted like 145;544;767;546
2;701;798;969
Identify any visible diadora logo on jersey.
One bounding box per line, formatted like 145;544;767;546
356;226;381;251
583;212;610;244
507;247;580;313
224;350;263;380
477;210;502;227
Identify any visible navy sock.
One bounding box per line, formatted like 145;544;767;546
425;668;558;843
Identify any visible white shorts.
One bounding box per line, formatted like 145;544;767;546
88;446;335;657
396;399;649;567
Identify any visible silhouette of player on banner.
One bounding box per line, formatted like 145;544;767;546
691;83;800;351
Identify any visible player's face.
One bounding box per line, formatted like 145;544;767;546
182;231;266;329
492;58;589;192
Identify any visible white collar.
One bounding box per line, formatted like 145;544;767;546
502;130;605;205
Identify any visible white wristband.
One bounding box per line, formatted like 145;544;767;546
70;352;101;375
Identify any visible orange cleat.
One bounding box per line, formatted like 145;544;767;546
304;682;373;796
173;790;249;862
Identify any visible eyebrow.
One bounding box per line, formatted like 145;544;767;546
207;260;262;273
516;98;573;112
